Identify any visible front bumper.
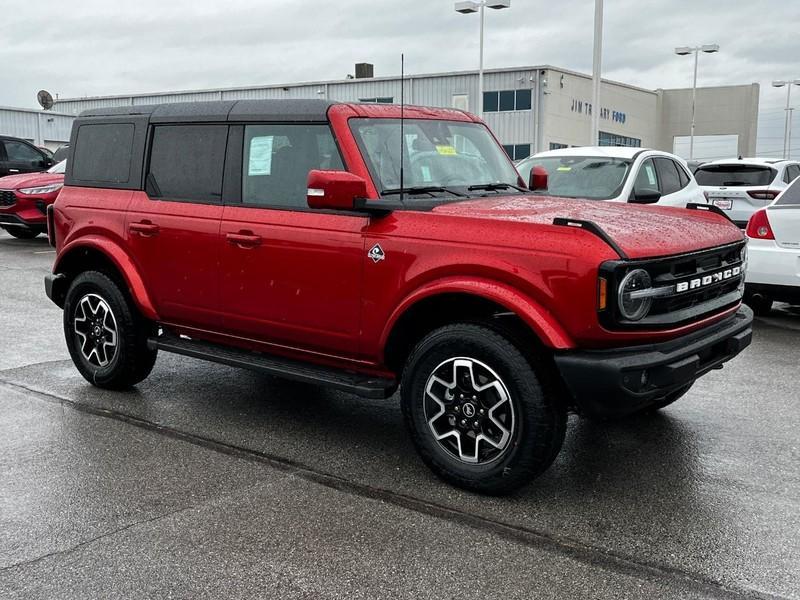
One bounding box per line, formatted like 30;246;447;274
44;272;67;308
554;306;753;419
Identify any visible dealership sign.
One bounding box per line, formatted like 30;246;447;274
570;99;627;124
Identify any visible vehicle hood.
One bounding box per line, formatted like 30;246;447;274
432;195;744;260
0;172;63;190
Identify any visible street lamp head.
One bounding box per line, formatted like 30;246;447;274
486;0;511;8
454;1;480;13
674;47;693;56
701;44;720;54
772;81;787;88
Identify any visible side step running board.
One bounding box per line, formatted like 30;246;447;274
147;334;396;399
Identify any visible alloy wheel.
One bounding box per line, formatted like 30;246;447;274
73;293;119;367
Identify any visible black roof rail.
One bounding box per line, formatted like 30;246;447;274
552;218;628;259
686;202;735;223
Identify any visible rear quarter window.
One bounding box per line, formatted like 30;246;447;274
72;123;135;183
775;178;800;205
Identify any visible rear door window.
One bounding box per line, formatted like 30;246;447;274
784;164;800;183
5;140;42;163
654;158;682;195
675;161;691;187
694;164;776;187
241;124;344;209
147;124;228;203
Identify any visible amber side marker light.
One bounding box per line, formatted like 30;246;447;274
598;277;608;310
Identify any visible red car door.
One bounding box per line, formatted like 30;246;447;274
219;123;367;359
125;124;227;329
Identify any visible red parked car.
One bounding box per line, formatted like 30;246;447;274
0;160;65;239
44;100;752;494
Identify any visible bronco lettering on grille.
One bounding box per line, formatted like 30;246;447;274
675;267;741;293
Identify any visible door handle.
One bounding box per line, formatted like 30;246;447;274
129;221;160;237
226;231;262;248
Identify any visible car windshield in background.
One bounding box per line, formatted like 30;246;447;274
47;160;66;174
349;118;520;196
518;156;632;200
694;164;776;187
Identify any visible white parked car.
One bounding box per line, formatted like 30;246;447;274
516;147;706;207
744;176;800;314
695;158;800;228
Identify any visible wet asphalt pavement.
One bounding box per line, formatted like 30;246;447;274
0;230;798;599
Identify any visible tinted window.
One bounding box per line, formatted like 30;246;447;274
483;92;499;112
655;157;682;195
515;89;532;111
775;177;800;205
785;164;800;183
633;158;660;195
73;123;134;183
242;124;343;208
4;140;42;162
694;164;776;186
148;124;227;202
498;91;515;111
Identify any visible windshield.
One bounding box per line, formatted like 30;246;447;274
47;160;67;174
517;155;632;200
694;164;776;187
349;118;520;195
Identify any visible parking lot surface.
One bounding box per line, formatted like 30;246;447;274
1;230;798;599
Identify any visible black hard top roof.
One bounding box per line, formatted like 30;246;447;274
78;99;340;122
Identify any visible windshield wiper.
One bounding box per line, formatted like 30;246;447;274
467;183;528;193
382;186;466;197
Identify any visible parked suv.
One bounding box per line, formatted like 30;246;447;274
516;147;706;207
0;135;55;177
0;160;65;238
695;158;800;228
45;100;752;494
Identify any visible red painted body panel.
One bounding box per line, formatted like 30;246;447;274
51;102;749;375
0;171;64;227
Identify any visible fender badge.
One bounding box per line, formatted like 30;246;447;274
368;244;385;263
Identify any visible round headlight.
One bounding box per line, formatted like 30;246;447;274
618;269;652;321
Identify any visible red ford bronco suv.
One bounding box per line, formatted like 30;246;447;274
45;100;752;494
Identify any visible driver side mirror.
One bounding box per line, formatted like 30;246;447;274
307;170;368;211
631;188;661;204
528;165;548;191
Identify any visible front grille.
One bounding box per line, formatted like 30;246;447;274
600;242;746;330
0;190;16;207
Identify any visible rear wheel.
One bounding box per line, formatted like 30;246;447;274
63;271;157;389
1;226;40;239
401;323;566;495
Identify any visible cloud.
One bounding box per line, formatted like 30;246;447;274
2;0;798;154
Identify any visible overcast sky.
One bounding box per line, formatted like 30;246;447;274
3;0;798;156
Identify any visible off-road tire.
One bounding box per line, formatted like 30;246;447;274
63;271;157;389
2;226;40;239
401;323;566;495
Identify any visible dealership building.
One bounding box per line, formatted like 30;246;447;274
10;64;760;160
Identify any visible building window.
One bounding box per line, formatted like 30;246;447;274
359;97;393;104
502;144;531;161
549;142;568;150
599;131;641;148
452;94;469;111
483;89;533;113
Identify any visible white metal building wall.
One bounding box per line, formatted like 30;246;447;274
0;107;74;149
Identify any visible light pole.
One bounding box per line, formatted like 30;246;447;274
590;0;603;146
772;80;800;159
675;44;720;160
454;0;511;118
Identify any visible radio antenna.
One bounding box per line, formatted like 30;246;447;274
400;53;405;205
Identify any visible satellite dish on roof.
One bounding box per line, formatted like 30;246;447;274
37;90;54;110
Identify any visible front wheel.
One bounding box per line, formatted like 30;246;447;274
2;226;40;239
401;324;566;495
63;271;157;389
